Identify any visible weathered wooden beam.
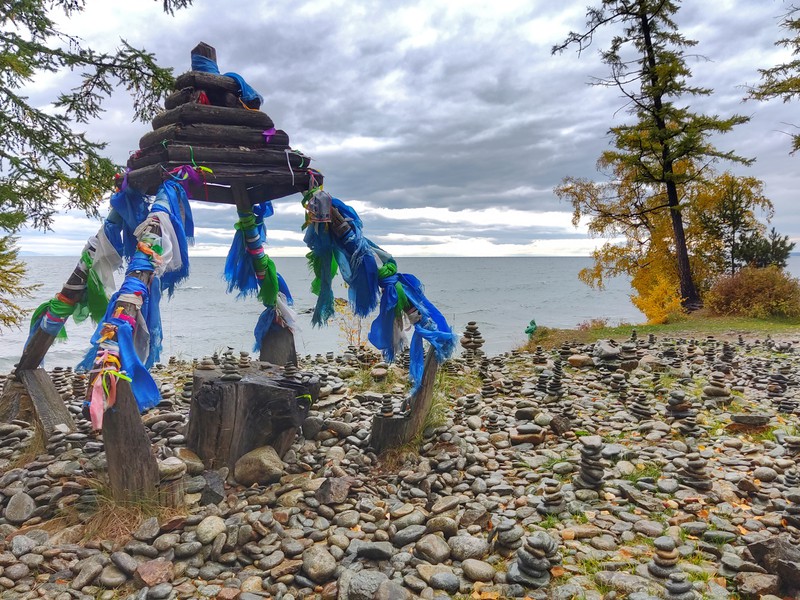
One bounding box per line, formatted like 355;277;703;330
192;42;216;63
17;247;93;370
151;103;273;130
127;164;311;202
139;123;282;151
174;71;240;95
103;381;159;502
128;145;305;171
16;369;76;438
231;184;299;365
369;350;439;454
165;87;240;110
96;223;161;502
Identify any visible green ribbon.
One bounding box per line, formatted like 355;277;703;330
73;251;109;324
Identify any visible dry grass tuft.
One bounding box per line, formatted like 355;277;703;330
57;478;185;546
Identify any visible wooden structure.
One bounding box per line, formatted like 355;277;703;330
369;351;439;454
3;41;446;504
0;42;322;503
186;365;319;469
126;42;317;206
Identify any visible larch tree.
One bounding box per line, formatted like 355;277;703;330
0;0;193;328
553;0;751;310
748;7;800;151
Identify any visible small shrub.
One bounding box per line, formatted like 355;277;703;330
577;318;609;331
706;266;800;318
631;274;687;324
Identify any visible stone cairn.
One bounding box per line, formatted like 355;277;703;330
701;371;731;407
537;478;566;515
460;321;485;366
197;356;216;370
180;375;193;403
535;371;550;397
220;350;242;381
532;345;548;366
463;394;481;416
784;436;800;458
573;436;605;490
664;572;695;600
647;535;679;579
380;395;395;418
630;391;655;421
546;357;565;399
507;532;561;589
619;342;639;371
238;351;251;370
677;452;713;492
485;412;501;433
493;517;525;557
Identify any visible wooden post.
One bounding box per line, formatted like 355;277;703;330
16;369;76;438
1;216;120;429
369;350;439;454
103;382;159;502
231;184;298;365
97;222;161;502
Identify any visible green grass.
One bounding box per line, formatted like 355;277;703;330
747;426;778;443
540;514;561;529
523;312;800;351
573;512;589;525
622;462;663;482
687;569;713;584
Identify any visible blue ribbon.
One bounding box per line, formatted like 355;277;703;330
369;272;457;392
77;258;161;412
304;223;336;327
151;181;193;297
110;187;148;259
191;53;263;108
253;306;276;352
331;198;379;317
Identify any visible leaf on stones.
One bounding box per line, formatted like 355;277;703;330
697;509;709;519
550;566;566;578
712;577;727;587
738;526;749;535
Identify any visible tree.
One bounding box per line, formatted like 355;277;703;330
692;173;773;275
0;0;192;327
737;227;796;269
553;0;751;310
556;166;774;323
748;7;800;151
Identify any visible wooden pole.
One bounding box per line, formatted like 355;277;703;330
231;184;298;366
96;221;161;502
369;350;439;454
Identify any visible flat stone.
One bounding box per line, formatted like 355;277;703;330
233;446;284;486
133;559;174;589
347;570;389;600
133;517;161;542
448;535;489;561
4;492;35;524
302;545;337;584
415;534;451;564
99;565;128;588
196;516;226;545
462;558;495;582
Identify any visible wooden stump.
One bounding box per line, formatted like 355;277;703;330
369;350;439;454
259;326;298;367
15;369;76;439
103;382;159;502
0;377;33;424
185;366;318;470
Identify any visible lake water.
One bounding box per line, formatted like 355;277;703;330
3;255;798;371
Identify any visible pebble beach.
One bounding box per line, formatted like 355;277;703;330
2;327;800;600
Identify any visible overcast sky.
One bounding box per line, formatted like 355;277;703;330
17;0;800;257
